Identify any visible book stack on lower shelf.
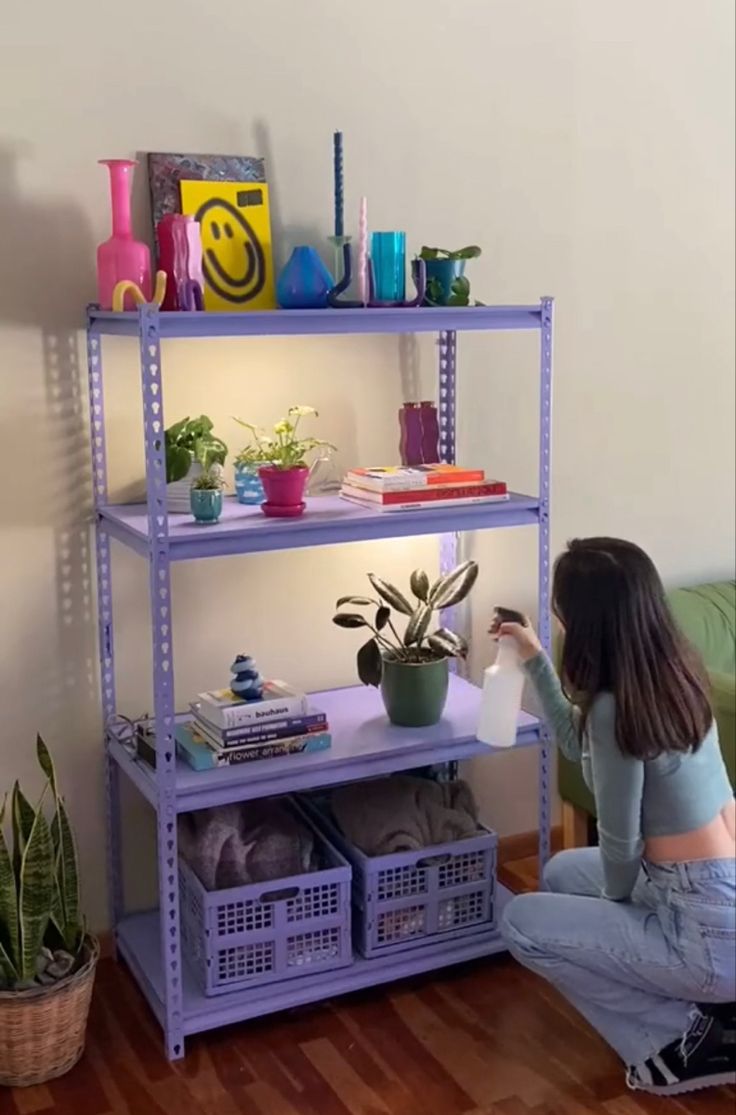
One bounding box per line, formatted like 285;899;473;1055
340;464;509;513
176;681;331;771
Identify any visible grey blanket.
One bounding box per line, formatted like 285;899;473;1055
331;776;479;856
178;800;316;891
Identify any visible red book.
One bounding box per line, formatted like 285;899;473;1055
346;465;485;491
342;480;507;505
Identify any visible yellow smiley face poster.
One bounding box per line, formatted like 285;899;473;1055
179;180;276;312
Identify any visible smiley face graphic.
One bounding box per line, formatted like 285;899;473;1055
180;179;275;311
195;197;266;305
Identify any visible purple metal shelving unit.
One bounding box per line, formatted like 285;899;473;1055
87;300;554;1060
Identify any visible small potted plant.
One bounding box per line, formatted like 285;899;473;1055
234;405;335;518
0;737;98;1087
333;560;478;727
232;445;270;506
165;415;227;513
418;245;482;306
190;465;225;524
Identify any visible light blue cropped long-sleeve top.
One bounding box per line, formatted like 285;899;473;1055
524;652;734;901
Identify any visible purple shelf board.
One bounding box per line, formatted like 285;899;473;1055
98;493;541;561
107;674;541;812
88;304;544;339
116;885;512;1036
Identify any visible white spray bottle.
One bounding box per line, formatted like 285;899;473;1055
476;608;526;748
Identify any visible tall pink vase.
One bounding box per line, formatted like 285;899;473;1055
97;159;151;310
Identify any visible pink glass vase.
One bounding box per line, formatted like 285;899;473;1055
97;159;151;311
157;214;204;311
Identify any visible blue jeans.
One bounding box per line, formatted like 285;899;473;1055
501;849;736;1065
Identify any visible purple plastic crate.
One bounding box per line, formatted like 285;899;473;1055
301;797;497;958
179;805;352;995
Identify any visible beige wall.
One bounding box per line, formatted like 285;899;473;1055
1;0;733;930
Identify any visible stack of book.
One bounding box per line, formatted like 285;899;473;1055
174;681;331;771
340;465;509;513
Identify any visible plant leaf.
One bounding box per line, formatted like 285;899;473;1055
368;574;413;616
332;613;369;629
165;416;190;444
166;444;192;484
335;596;374;608
0;796;19;977
18;797;54;981
428;560;479;610
56;799;80;950
375;606;391;631
12;782;35;878
36;735;58;799
410;569;430;602
404;604;432;647
356;639;382;687
453;245;482;259
427;629;469;658
418;246;441;260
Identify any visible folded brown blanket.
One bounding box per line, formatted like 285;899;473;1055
331;776;479;856
178;800;316;891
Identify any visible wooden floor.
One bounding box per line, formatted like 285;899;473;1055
2;849;733;1115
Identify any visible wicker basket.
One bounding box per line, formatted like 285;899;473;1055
0;936;99;1087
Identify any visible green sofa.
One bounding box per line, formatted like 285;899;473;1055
558;581;736;846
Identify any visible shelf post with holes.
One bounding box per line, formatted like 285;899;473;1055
138;305;185;1059
537;296;554;867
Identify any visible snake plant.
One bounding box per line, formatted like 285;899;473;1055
333;560;479;686
0;736;84;990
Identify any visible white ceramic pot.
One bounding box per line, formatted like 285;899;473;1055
166;462;201;513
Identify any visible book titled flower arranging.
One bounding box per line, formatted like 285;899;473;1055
173;657;332;772
340;465;508;513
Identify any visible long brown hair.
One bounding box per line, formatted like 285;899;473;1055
552;538;712;759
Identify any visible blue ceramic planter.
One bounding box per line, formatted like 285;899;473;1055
234;463;267;505
190;488;222;524
424;259;466;305
276;246;334;309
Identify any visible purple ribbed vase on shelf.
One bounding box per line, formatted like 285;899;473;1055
419;401;440;464
399;403;424;466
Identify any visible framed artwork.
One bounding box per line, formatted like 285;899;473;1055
179;180;275;312
147;152;265;229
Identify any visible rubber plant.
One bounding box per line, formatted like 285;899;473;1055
418;245;482;307
165;415;228;483
332;560;479;685
0;736;86;990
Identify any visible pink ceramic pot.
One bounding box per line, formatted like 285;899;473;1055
259;466;309;518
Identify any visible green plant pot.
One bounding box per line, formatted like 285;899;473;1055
424;259;466;305
380;655;450;728
190;488;223;524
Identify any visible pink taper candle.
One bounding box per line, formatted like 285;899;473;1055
358;196;368;306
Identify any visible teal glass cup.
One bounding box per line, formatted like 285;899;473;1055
370;232;406;302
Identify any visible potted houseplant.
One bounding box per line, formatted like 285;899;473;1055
333;560;478;727
190;466;225;524
0;736;98;1087
234;405;335;518
418;245;482;306
232;445;270;506
165;415;228;513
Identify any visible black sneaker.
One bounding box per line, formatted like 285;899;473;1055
627;1011;736;1096
702;1002;736;1033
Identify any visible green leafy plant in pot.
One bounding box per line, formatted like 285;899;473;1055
0;736;98;1087
165;415;228;512
333;560;478;727
234;405;335;519
419;245;482;307
190;466;226;525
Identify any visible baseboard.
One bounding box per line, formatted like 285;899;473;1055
497;825;562;865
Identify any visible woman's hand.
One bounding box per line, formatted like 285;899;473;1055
488;613;543;663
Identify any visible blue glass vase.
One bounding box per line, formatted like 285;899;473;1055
276;246;334;309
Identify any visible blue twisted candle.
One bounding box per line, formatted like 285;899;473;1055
333;131;344;238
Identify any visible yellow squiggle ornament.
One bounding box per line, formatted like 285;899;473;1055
112;270;167;312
